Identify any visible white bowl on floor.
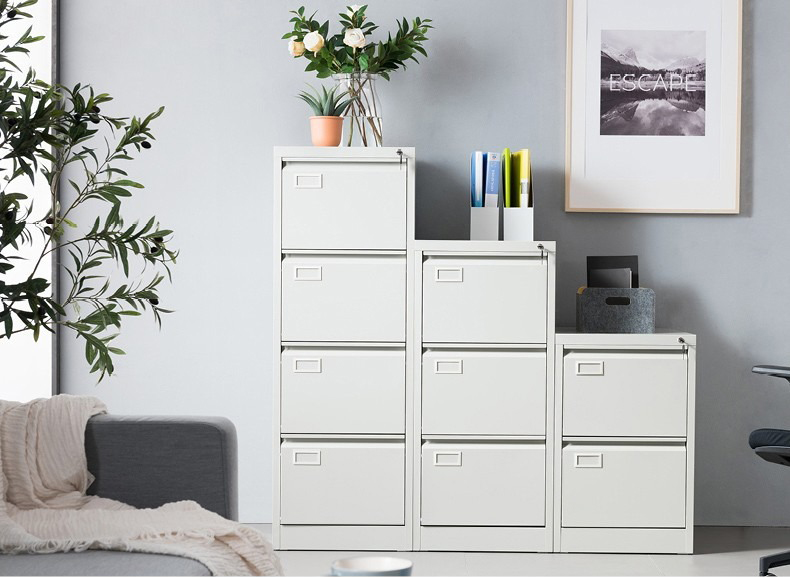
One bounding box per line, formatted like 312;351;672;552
330;556;413;576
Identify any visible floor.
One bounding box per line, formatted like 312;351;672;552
249;526;790;576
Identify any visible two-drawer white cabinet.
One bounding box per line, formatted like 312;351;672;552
273;147;415;551
554;332;696;554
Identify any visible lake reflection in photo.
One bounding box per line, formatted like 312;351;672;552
600;89;706;136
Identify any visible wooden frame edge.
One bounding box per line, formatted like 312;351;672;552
734;0;743;214
564;0;743;214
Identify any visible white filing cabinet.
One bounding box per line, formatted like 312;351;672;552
555;331;696;554
274;147;414;551
413;240;556;553
274;148;696;554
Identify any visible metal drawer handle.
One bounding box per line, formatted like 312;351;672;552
574;453;603;468
435;267;463;282
576;361;604;376
293;450;321;466
293;358;322;373
434;359;463;374
294;266;322;281
433;451;462;467
293;173;323;189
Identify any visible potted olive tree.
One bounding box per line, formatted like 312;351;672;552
0;0;176;380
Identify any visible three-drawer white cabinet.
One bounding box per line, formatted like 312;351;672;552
413;240;556;553
273;147;695;554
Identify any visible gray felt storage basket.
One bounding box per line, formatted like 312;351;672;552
576;287;655;334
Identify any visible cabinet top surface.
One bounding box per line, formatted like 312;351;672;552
414;240;556;253
556;329;696;346
274;146;415;159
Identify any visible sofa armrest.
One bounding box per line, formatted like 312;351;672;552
85;415;238;521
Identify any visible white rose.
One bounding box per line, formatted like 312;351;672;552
303;31;325;54
343;28;366;49
288;39;305;57
347;4;364;19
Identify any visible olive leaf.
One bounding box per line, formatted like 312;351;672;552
0;0;177;381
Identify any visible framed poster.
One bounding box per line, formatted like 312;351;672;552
565;0;742;213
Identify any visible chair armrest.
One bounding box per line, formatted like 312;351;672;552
84;415;238;520
753;365;790;381
755;446;790;466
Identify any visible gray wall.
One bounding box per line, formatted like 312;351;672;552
60;0;790;525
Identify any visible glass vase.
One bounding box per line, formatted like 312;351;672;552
333;72;383;147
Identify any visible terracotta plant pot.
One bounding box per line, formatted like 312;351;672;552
309;116;343;147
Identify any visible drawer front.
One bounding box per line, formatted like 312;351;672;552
281;347;405;434
563;351;687;437
282;161;407;250
422;350;546;435
282;255;405;342
422;257;547;344
421;442;545;526
281;440;405;525
561;444;686;528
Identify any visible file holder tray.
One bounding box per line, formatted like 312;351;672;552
470;206;534;241
503;206;534;241
576;287;655;334
470;206;500;240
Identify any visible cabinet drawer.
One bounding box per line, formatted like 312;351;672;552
281;440;405;525
561;443;686;528
282;254;405;342
422;257;547;344
422;350;546;435
563;351;687;437
281;347;405;434
421;442;545;526
281;161;407;250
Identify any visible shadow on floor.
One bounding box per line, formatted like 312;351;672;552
695;526;790;554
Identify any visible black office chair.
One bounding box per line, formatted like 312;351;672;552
749;365;790;576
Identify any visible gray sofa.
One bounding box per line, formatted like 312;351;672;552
0;415;239;576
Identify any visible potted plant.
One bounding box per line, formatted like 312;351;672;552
297;84;353;147
0;1;176;380
284;5;432;146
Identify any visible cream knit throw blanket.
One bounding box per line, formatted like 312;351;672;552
0;395;282;576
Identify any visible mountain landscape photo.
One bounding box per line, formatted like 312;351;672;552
600;30;707;136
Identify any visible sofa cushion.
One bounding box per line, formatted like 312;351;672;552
0;551;211;576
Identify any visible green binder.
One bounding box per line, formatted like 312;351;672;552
502;147;512;207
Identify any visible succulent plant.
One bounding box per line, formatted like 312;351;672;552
297;84;353;117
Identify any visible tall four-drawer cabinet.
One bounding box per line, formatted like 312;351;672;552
274;147;415;551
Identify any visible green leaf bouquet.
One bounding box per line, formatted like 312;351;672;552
283;4;432;145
